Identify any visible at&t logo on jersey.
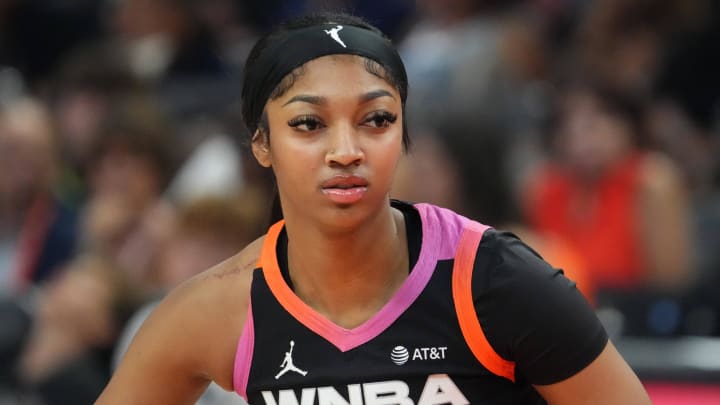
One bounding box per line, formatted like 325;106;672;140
391;345;447;365
390;346;409;365
260;374;469;405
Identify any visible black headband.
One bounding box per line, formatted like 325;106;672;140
242;23;407;134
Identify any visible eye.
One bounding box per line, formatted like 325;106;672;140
288;115;325;131
362;111;398;128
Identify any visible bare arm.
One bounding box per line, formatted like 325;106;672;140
96;281;214;404
638;153;692;289
96;238;261;404
535;341;651;405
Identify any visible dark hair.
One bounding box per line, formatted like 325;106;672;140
241;12;409;147
240;12;411;223
545;79;650;150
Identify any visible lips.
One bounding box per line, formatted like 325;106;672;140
320;175;368;205
321;175;369;189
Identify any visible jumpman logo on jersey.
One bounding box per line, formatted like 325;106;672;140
324;25;347;48
275;340;308;380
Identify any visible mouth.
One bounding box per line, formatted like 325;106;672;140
320;175;369;205
321;175;368;189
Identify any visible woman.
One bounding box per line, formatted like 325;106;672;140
523;82;691;293
98;12;651;404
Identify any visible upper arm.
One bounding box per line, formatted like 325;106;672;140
534;341;651;405
475;231;608;385
96;283;214;404
473;232;650;402
97;238;262;404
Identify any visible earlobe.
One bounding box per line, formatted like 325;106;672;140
251;130;272;168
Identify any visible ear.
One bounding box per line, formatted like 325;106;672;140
251;130;272;168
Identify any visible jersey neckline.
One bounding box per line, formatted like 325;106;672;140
258;202;441;352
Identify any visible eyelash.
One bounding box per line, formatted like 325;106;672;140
288;115;324;131
363;111;397;128
287;111;398;132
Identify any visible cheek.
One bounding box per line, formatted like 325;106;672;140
269;137;322;184
372;132;404;183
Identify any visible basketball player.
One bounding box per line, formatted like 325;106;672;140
97;12;651;404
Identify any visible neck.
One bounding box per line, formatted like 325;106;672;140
284;204;408;329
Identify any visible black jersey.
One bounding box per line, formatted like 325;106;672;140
233;201;607;404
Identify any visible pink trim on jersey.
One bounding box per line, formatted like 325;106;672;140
414;203;478;261
233;300;254;400
260;203;464;352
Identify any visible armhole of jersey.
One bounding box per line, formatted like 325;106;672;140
452;225;517;382
233;290;255;400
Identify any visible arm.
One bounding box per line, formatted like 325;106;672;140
638;153;692;289
96;281;215;404
97;238;261;404
534;341;651;405
473;231;650;403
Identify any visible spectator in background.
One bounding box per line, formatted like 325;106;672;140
107;0;238;119
0;98;78;293
81;93;178;290
148;195;264;294
399;0;512;128
522;82;692;294
392;123;596;303
109;0;226;83
114;195;263;405
10;254;140;405
46;49;141;208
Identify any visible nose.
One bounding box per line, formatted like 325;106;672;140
325;123;364;167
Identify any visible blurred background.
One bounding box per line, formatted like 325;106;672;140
0;0;718;404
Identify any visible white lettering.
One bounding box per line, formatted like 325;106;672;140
363;380;414;405
417;374;469;405
318;385;363;405
262;388;316;405
411;347;448;361
260;375;467;405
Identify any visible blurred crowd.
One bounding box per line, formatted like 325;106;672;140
0;0;718;403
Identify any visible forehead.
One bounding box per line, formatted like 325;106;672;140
277;54;399;100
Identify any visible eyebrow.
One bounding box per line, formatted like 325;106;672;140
282;94;325;107
282;89;396;107
359;89;396;103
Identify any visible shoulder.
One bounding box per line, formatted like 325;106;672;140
473;229;564;288
472;229;587;313
129;235;264;384
172;234;264;313
99;235;267;402
469;229;608;384
180;235;265;370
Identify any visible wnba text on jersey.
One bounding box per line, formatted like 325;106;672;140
261;373;469;405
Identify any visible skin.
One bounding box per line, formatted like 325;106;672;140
557;89;691;290
97;55;650;404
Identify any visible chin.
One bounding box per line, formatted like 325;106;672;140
315;200;382;235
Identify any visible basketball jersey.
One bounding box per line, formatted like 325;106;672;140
233;202;606;404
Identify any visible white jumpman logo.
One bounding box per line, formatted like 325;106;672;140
324;25;347;48
275;340;308;380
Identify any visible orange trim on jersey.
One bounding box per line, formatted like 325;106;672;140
259;220;341;340
257;217;441;352
452;226;516;382
258;221;282;269
259;219;285;285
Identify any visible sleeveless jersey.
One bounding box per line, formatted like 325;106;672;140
233;202;606;404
